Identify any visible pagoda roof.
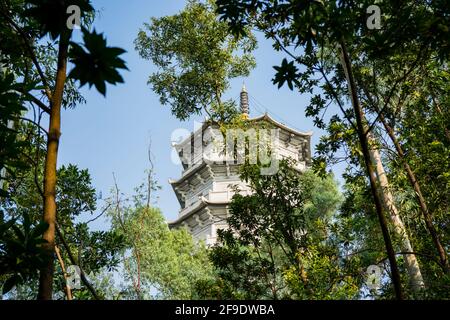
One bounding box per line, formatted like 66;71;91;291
172;113;312;151
251;113;313;137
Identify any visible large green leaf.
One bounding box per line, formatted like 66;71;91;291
24;0;94;39
68;29;128;96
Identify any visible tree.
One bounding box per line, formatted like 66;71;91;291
199;159;361;299
341;57;450;298
215;0;450;299
135;0;256;121
107;178;214;300
1;131;125;299
0;0;127;299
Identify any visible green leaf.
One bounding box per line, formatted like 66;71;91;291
68;29;128;96
272;59;299;91
2;275;19;294
31;221;49;239
0;219;16;236
24;0;94;39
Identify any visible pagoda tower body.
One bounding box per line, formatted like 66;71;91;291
169;88;312;245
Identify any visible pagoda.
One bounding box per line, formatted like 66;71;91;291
169;86;312;245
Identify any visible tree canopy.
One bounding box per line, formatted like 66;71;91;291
135;0;256;121
1;0;449;302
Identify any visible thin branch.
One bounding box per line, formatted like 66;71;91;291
365;46;427;136
272;34;306;65
19;88;51;114
85;203;111;225
266;34;359;133
0;8;53;100
18;117;48;135
318;66;359;133
377;251;442;266
34;110;44;199
55;223;101;300
112;174;143;299
55;245;73;300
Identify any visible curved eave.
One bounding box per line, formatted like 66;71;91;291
169;182;185;206
168;199;207;227
251;113;313;137
172;121;211;151
171;113;312;150
169;161;207;187
168;197;230;228
201;197;230;206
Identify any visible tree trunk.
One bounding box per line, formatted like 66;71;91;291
338;40;403;299
368;136;426;291
37;32;70;300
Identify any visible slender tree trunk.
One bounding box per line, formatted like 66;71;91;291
55;245;72;300
338;40;403;299
37;32;70;300
368;137;426;291
56;224;101;299
375;109;449;273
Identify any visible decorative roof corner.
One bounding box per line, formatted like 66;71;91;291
250;113;313;137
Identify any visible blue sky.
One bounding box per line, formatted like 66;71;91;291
57;0;342;228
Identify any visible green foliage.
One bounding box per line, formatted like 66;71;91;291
273;58;299;90
203;159;360;299
208;100;241;125
108;183;213;300
284;245;360;300
0;213;48;294
24;0;94;39
135;0;256;120
0;131;125;299
217;1;450;60
1;0;128;299
2;0;127;99
339;167;450;299
69;29;128;96
201;242;280;299
56;165;96;220
216;0;449;175
1;0;127;232
0;73;29;196
216;0;450;298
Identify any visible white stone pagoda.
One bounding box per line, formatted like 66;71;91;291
168;86;312;245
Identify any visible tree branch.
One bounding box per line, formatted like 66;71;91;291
55;223;102;300
55;245;73;300
23;90;51;115
18;117;48;135
0;8;53;100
